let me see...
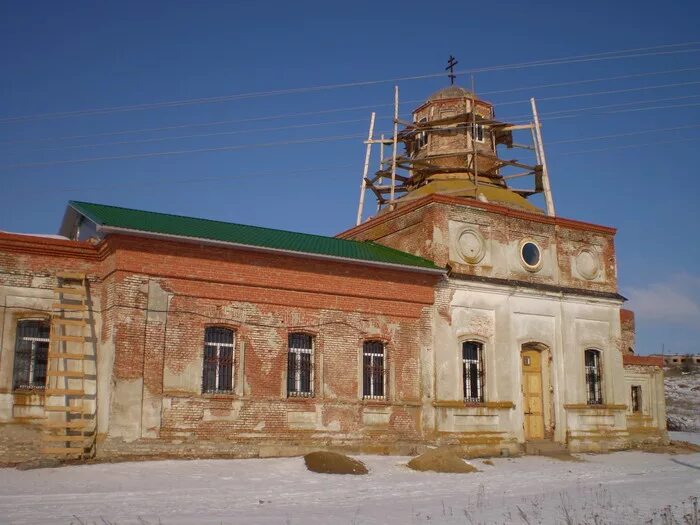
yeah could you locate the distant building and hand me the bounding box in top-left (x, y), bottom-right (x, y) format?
top-left (0, 84), bottom-right (667, 464)
top-left (651, 354), bottom-right (700, 367)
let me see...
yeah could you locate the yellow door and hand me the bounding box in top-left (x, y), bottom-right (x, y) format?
top-left (522, 349), bottom-right (545, 440)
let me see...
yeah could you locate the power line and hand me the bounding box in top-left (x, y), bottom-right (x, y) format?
top-left (0, 133), bottom-right (366, 171)
top-left (46, 117), bottom-right (379, 151)
top-left (4, 65), bottom-right (700, 147)
top-left (1, 42), bottom-right (699, 124)
top-left (554, 136), bottom-right (700, 155)
top-left (481, 66), bottom-right (700, 96)
top-left (499, 94), bottom-right (700, 123)
top-left (1, 164), bottom-right (355, 196)
top-left (548, 123), bottom-right (700, 145)
top-left (495, 80), bottom-right (700, 107)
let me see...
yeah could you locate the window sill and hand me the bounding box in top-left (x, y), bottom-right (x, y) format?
top-left (287, 394), bottom-right (315, 401)
top-left (201, 392), bottom-right (237, 399)
top-left (432, 400), bottom-right (514, 409)
top-left (361, 398), bottom-right (389, 406)
top-left (564, 403), bottom-right (626, 410)
top-left (12, 387), bottom-right (46, 395)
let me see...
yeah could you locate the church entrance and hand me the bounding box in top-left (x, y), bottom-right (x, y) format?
top-left (521, 347), bottom-right (545, 440)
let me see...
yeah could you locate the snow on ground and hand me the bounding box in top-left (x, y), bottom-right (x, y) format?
top-left (665, 367), bottom-right (700, 431)
top-left (0, 447), bottom-right (698, 525)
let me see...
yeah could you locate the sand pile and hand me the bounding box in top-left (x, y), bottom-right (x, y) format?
top-left (303, 451), bottom-right (368, 475)
top-left (407, 446), bottom-right (478, 473)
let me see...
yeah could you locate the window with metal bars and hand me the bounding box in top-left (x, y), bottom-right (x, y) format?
top-left (462, 341), bottom-right (484, 403)
top-left (12, 319), bottom-right (50, 390)
top-left (362, 341), bottom-right (386, 399)
top-left (631, 385), bottom-right (642, 413)
top-left (202, 327), bottom-right (235, 394)
top-left (287, 333), bottom-right (313, 397)
top-left (585, 349), bottom-right (603, 405)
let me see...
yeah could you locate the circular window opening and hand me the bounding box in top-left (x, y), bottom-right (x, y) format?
top-left (521, 242), bottom-right (541, 269)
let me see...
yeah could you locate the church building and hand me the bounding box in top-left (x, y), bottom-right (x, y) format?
top-left (0, 84), bottom-right (667, 463)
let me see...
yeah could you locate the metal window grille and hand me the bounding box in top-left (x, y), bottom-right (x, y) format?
top-left (287, 333), bottom-right (313, 397)
top-left (631, 385), bottom-right (642, 413)
top-left (12, 320), bottom-right (50, 390)
top-left (363, 341), bottom-right (386, 399)
top-left (462, 341), bottom-right (484, 403)
top-left (585, 349), bottom-right (603, 405)
top-left (472, 123), bottom-right (485, 142)
top-left (202, 327), bottom-right (235, 393)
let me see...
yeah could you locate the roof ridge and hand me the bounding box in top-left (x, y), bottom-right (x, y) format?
top-left (68, 200), bottom-right (441, 268)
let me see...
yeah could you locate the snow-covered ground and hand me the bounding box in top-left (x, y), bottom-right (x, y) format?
top-left (665, 368), bottom-right (700, 431)
top-left (0, 443), bottom-right (698, 525)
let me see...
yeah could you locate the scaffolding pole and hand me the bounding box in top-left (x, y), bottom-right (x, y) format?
top-left (356, 112), bottom-right (376, 225)
top-left (390, 85), bottom-right (399, 208)
top-left (530, 97), bottom-right (555, 217)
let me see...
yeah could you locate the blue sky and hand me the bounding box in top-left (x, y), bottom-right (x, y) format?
top-left (1, 0), bottom-right (699, 355)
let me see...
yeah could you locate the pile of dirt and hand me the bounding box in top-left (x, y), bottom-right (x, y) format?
top-left (303, 451), bottom-right (368, 475)
top-left (407, 446), bottom-right (478, 473)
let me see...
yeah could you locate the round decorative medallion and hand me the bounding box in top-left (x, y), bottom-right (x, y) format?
top-left (458, 229), bottom-right (485, 264)
top-left (520, 240), bottom-right (542, 271)
top-left (576, 249), bottom-right (600, 280)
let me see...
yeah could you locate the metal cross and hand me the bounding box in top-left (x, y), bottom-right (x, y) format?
top-left (446, 55), bottom-right (459, 85)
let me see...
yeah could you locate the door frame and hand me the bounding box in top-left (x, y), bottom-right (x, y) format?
top-left (520, 342), bottom-right (554, 440)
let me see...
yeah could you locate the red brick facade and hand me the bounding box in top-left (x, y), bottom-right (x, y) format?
top-left (0, 231), bottom-right (439, 461)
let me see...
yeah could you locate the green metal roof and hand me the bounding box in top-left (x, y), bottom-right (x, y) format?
top-left (68, 201), bottom-right (442, 272)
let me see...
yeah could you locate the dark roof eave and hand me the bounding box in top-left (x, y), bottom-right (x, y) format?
top-left (98, 225), bottom-right (446, 275)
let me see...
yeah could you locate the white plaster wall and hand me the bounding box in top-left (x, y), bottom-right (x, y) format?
top-left (431, 279), bottom-right (628, 447)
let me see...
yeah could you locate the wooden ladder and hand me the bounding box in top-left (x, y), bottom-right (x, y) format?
top-left (41, 272), bottom-right (94, 459)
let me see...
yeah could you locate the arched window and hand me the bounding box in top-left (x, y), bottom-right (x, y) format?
top-left (288, 333), bottom-right (313, 397)
top-left (362, 341), bottom-right (385, 399)
top-left (202, 327), bottom-right (235, 393)
top-left (584, 349), bottom-right (603, 405)
top-left (462, 341), bottom-right (484, 403)
top-left (13, 319), bottom-right (50, 390)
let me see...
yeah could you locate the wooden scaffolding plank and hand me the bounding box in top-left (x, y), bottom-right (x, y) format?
top-left (47, 352), bottom-right (87, 360)
top-left (52, 334), bottom-right (86, 343)
top-left (44, 405), bottom-right (86, 413)
top-left (46, 370), bottom-right (87, 378)
top-left (52, 303), bottom-right (86, 311)
top-left (44, 388), bottom-right (85, 396)
top-left (56, 272), bottom-right (86, 280)
top-left (53, 287), bottom-right (87, 296)
top-left (40, 447), bottom-right (85, 455)
top-left (42, 435), bottom-right (89, 442)
top-left (44, 420), bottom-right (89, 429)
top-left (51, 318), bottom-right (87, 326)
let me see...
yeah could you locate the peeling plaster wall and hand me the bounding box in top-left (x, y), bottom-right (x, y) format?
top-left (95, 234), bottom-right (437, 459)
top-left (623, 364), bottom-right (667, 445)
top-left (0, 235), bottom-right (102, 463)
top-left (345, 197), bottom-right (656, 453)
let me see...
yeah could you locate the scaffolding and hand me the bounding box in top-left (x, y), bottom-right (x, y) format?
top-left (355, 84), bottom-right (555, 225)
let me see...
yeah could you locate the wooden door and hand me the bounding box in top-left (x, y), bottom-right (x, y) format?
top-left (522, 349), bottom-right (545, 440)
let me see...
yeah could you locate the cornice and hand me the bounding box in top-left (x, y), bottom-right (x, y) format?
top-left (337, 194), bottom-right (617, 239)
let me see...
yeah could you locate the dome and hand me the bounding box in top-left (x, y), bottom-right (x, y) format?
top-left (427, 85), bottom-right (477, 102)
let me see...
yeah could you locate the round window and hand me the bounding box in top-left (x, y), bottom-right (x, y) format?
top-left (520, 241), bottom-right (541, 270)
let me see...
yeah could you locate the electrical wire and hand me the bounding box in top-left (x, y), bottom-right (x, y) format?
top-left (4, 65), bottom-right (700, 147)
top-left (0, 134), bottom-right (366, 171)
top-left (1, 42), bottom-right (698, 124)
top-left (15, 164), bottom-right (355, 195)
top-left (46, 118), bottom-right (380, 151)
top-left (554, 136), bottom-right (700, 155)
